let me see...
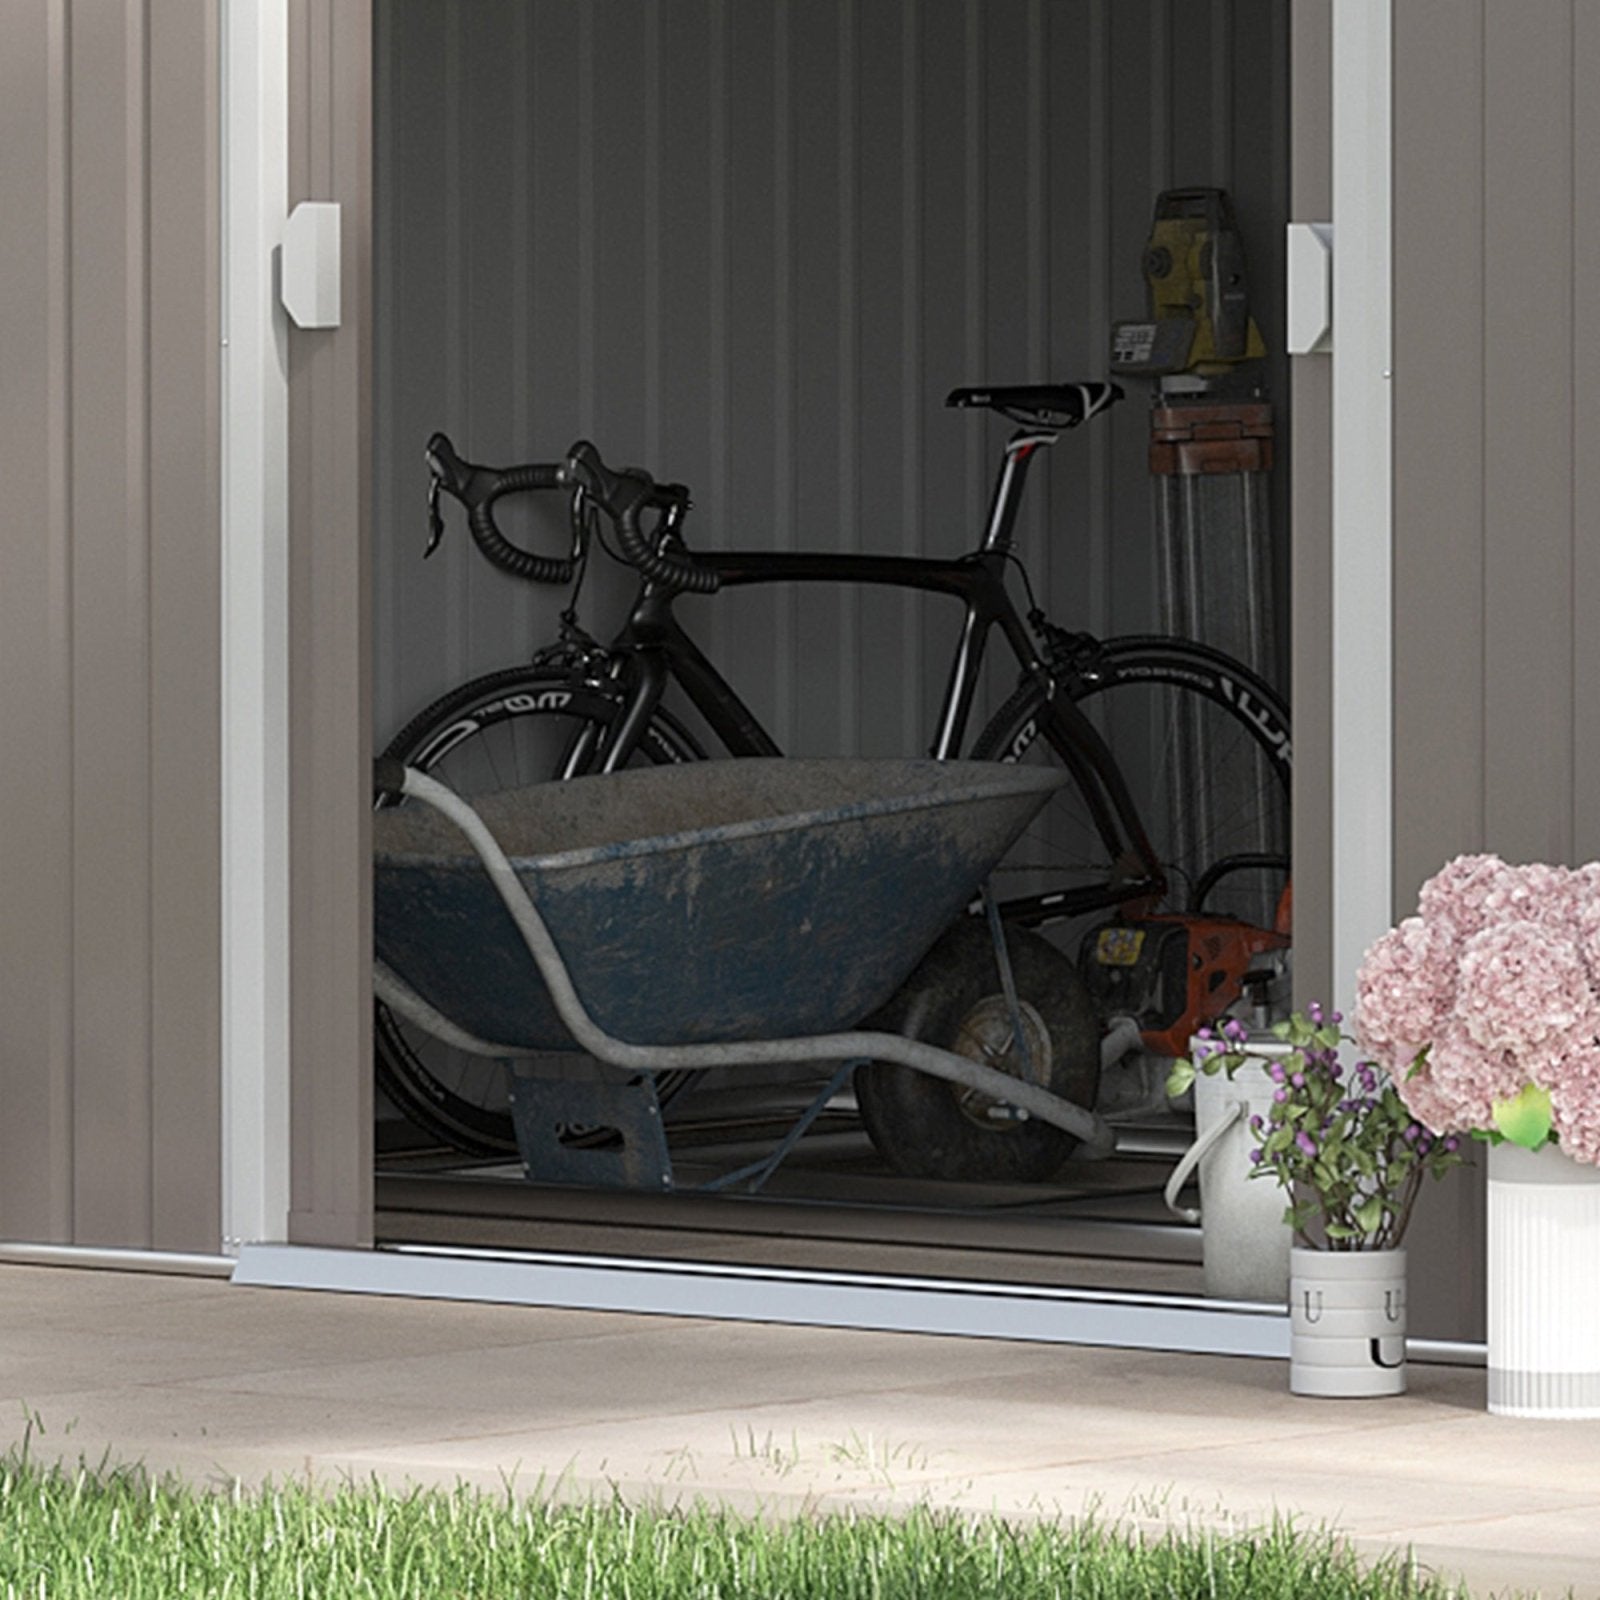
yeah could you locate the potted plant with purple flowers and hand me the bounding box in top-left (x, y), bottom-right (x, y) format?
top-left (1169, 1006), bottom-right (1464, 1397)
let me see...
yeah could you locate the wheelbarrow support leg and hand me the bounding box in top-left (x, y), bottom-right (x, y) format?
top-left (699, 1060), bottom-right (860, 1195)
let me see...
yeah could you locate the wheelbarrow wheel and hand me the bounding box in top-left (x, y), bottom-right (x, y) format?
top-left (375, 664), bottom-right (705, 1156)
top-left (853, 917), bottom-right (1101, 1183)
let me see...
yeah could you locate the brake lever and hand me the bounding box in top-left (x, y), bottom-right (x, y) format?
top-left (424, 473), bottom-right (445, 558)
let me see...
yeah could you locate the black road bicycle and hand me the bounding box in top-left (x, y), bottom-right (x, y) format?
top-left (377, 381), bottom-right (1292, 1173)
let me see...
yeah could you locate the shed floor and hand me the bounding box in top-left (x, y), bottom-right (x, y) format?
top-left (376, 1076), bottom-right (1212, 1297)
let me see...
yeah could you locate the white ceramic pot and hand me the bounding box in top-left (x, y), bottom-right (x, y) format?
top-left (1164, 1052), bottom-right (1290, 1302)
top-left (1487, 1141), bottom-right (1600, 1418)
top-left (1289, 1245), bottom-right (1406, 1397)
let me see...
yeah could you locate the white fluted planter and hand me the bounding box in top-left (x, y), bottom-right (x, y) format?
top-left (1289, 1246), bottom-right (1406, 1397)
top-left (1487, 1142), bottom-right (1600, 1418)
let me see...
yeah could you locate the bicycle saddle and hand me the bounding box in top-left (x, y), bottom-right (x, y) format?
top-left (946, 381), bottom-right (1122, 426)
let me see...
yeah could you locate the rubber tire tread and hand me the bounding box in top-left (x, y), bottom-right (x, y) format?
top-left (853, 919), bottom-right (1102, 1183)
top-left (971, 638), bottom-right (1290, 782)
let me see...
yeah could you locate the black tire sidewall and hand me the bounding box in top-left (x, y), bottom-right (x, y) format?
top-left (854, 919), bottom-right (1102, 1183)
top-left (973, 641), bottom-right (1291, 793)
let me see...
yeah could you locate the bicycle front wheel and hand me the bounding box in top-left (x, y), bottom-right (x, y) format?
top-left (376, 665), bottom-right (704, 1156)
top-left (970, 637), bottom-right (1291, 936)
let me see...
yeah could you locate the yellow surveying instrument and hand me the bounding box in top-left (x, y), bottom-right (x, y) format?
top-left (1110, 187), bottom-right (1266, 378)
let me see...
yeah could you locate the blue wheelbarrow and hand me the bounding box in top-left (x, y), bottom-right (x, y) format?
top-left (372, 757), bottom-right (1113, 1192)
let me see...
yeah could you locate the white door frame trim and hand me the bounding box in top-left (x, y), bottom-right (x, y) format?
top-left (219, 0), bottom-right (292, 1253)
top-left (236, 1242), bottom-right (1297, 1358)
top-left (1330, 0), bottom-right (1393, 1009)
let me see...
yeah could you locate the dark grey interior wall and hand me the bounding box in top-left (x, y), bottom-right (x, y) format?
top-left (373, 0), bottom-right (1290, 756)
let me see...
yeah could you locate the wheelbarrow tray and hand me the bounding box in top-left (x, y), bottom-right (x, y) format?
top-left (373, 757), bottom-right (1066, 1052)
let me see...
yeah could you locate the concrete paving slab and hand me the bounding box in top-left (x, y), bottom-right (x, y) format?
top-left (32, 1277), bottom-right (671, 1354)
top-left (2, 1263), bottom-right (1597, 1599)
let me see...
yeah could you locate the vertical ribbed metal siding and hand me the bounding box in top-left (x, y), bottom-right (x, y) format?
top-left (1394, 2), bottom-right (1600, 890)
top-left (0, 0), bottom-right (222, 1252)
top-left (287, 0), bottom-right (375, 1249)
top-left (373, 0), bottom-right (1290, 754)
top-left (1390, 0), bottom-right (1600, 1347)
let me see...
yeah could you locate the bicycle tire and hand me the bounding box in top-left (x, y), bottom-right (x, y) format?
top-left (376, 664), bottom-right (704, 1156)
top-left (970, 635), bottom-right (1292, 934)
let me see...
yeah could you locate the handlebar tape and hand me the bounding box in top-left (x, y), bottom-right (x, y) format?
top-left (565, 440), bottom-right (719, 594)
top-left (425, 432), bottom-right (573, 583)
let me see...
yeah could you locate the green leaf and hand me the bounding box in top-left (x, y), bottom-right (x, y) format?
top-left (1325, 1223), bottom-right (1356, 1239)
top-left (1491, 1083), bottom-right (1553, 1150)
top-left (1405, 1045), bottom-right (1431, 1082)
top-left (1354, 1195), bottom-right (1384, 1234)
top-left (1165, 1060), bottom-right (1196, 1098)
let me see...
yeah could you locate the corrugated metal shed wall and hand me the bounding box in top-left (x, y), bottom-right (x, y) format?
top-left (287, 0), bottom-right (375, 1248)
top-left (373, 0), bottom-right (1290, 757)
top-left (1391, 0), bottom-right (1600, 1343)
top-left (0, 1), bottom-right (222, 1252)
top-left (1394, 0), bottom-right (1600, 886)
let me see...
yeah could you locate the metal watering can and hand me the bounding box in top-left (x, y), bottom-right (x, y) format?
top-left (1164, 1036), bottom-right (1292, 1303)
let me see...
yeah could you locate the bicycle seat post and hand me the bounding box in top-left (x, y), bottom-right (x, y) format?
top-left (979, 429), bottom-right (1058, 555)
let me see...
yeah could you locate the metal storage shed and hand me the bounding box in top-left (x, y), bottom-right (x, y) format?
top-left (2, 0), bottom-right (1586, 1355)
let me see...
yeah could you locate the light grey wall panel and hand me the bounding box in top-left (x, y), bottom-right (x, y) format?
top-left (1388, 3), bottom-right (1600, 889)
top-left (373, 0), bottom-right (1291, 759)
top-left (288, 0), bottom-right (374, 1249)
top-left (1394, 2), bottom-right (1599, 891)
top-left (0, 0), bottom-right (222, 1253)
top-left (1391, 0), bottom-right (1600, 1343)
top-left (0, 0), bottom-right (76, 1245)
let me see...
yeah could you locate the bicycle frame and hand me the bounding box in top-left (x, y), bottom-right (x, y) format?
top-left (564, 431), bottom-right (1169, 927)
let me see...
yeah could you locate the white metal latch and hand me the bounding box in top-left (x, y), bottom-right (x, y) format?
top-left (280, 201), bottom-right (342, 329)
top-left (1286, 222), bottom-right (1332, 354)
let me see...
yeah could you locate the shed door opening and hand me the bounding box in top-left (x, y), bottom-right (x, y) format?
top-left (369, 0), bottom-right (1293, 1305)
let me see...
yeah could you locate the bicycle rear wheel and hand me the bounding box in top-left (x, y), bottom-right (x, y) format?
top-left (376, 665), bottom-right (704, 1156)
top-left (970, 636), bottom-right (1291, 936)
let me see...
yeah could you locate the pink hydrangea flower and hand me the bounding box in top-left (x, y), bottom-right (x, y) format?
top-left (1570, 864), bottom-right (1600, 983)
top-left (1550, 1042), bottom-right (1600, 1166)
top-left (1354, 916), bottom-right (1455, 1060)
top-left (1423, 1019), bottom-right (1524, 1132)
top-left (1454, 921), bottom-right (1596, 1054)
top-left (1416, 853), bottom-right (1515, 942)
top-left (1390, 1046), bottom-right (1472, 1134)
top-left (1353, 853), bottom-right (1600, 1164)
top-left (1481, 862), bottom-right (1577, 936)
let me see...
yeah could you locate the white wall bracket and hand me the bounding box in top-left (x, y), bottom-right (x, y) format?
top-left (1287, 222), bottom-right (1333, 354)
top-left (280, 201), bottom-right (341, 328)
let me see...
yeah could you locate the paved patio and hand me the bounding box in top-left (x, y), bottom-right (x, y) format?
top-left (1, 1261), bottom-right (1596, 1599)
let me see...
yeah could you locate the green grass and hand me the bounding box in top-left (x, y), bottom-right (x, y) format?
top-left (0, 1443), bottom-right (1530, 1600)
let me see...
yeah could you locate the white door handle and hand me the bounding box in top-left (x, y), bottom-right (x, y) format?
top-left (1286, 221), bottom-right (1332, 354)
top-left (281, 201), bottom-right (342, 329)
